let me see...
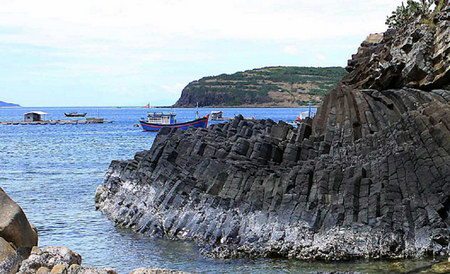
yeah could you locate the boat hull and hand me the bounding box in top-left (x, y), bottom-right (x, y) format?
top-left (64, 113), bottom-right (87, 117)
top-left (139, 116), bottom-right (208, 132)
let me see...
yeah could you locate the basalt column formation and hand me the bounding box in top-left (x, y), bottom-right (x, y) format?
top-left (96, 8), bottom-right (449, 260)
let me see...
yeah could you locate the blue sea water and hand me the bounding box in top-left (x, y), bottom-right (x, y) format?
top-left (0, 107), bottom-right (433, 273)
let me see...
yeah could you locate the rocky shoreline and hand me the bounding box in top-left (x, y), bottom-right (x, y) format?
top-left (0, 188), bottom-right (188, 274)
top-left (1, 5), bottom-right (449, 274)
top-left (1, 186), bottom-right (449, 273)
top-left (95, 6), bottom-right (449, 263)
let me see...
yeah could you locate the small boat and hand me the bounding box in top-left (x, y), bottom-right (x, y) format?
top-left (294, 111), bottom-right (310, 125)
top-left (86, 117), bottom-right (105, 123)
top-left (295, 103), bottom-right (315, 125)
top-left (210, 111), bottom-right (224, 121)
top-left (139, 112), bottom-right (209, 132)
top-left (64, 112), bottom-right (87, 117)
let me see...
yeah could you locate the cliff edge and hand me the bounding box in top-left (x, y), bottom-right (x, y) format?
top-left (95, 8), bottom-right (449, 260)
top-left (173, 67), bottom-right (346, 107)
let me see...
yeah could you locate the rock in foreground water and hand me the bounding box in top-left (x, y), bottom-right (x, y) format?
top-left (96, 7), bottom-right (449, 261)
top-left (0, 187), bottom-right (38, 252)
top-left (17, 246), bottom-right (120, 274)
top-left (18, 246), bottom-right (82, 273)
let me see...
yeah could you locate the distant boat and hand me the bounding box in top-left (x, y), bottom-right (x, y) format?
top-left (64, 112), bottom-right (87, 117)
top-left (86, 117), bottom-right (105, 123)
top-left (139, 112), bottom-right (209, 132)
top-left (143, 102), bottom-right (152, 108)
top-left (294, 111), bottom-right (310, 124)
top-left (294, 102), bottom-right (314, 125)
top-left (210, 111), bottom-right (224, 121)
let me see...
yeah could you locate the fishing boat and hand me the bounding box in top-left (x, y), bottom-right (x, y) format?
top-left (139, 112), bottom-right (209, 132)
top-left (64, 112), bottom-right (87, 117)
top-left (294, 111), bottom-right (310, 124)
top-left (294, 102), bottom-right (314, 125)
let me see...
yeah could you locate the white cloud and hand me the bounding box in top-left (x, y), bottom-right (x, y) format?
top-left (315, 53), bottom-right (326, 62)
top-left (0, 0), bottom-right (404, 106)
top-left (161, 83), bottom-right (186, 96)
top-left (0, 0), bottom-right (402, 51)
top-left (282, 45), bottom-right (301, 56)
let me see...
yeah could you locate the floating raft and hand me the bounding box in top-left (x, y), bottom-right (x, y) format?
top-left (0, 119), bottom-right (110, 125)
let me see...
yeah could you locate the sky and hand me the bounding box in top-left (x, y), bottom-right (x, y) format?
top-left (0, 0), bottom-right (403, 107)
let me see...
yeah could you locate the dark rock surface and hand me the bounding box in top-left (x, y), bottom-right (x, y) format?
top-left (96, 7), bottom-right (450, 260)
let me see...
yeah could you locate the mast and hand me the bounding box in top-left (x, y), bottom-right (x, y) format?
top-left (308, 101), bottom-right (312, 118)
top-left (196, 102), bottom-right (199, 119)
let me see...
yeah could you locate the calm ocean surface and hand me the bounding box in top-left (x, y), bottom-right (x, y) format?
top-left (0, 107), bottom-right (432, 273)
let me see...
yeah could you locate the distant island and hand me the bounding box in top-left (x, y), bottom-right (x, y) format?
top-left (174, 66), bottom-right (347, 107)
top-left (0, 100), bottom-right (20, 107)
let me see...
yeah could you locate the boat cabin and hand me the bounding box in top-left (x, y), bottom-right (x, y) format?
top-left (23, 111), bottom-right (48, 122)
top-left (146, 112), bottom-right (176, 125)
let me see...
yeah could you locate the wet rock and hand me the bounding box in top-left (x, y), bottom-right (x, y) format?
top-left (18, 246), bottom-right (118, 274)
top-left (0, 187), bottom-right (38, 252)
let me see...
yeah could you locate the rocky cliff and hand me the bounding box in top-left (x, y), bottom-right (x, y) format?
top-left (173, 67), bottom-right (346, 107)
top-left (96, 8), bottom-right (449, 260)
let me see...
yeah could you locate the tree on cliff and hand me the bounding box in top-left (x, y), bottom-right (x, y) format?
top-left (386, 0), bottom-right (448, 29)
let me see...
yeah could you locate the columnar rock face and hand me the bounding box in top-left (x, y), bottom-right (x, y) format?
top-left (96, 8), bottom-right (450, 260)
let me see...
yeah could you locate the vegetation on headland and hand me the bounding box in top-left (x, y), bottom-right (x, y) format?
top-left (386, 0), bottom-right (448, 29)
top-left (174, 66), bottom-right (347, 107)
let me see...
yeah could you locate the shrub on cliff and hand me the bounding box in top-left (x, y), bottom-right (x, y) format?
top-left (386, 0), bottom-right (448, 29)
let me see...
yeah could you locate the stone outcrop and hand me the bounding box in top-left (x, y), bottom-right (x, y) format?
top-left (18, 246), bottom-right (118, 274)
top-left (16, 245), bottom-right (188, 274)
top-left (0, 188), bottom-right (38, 273)
top-left (18, 246), bottom-right (82, 273)
top-left (96, 7), bottom-right (450, 260)
top-left (342, 9), bottom-right (449, 92)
